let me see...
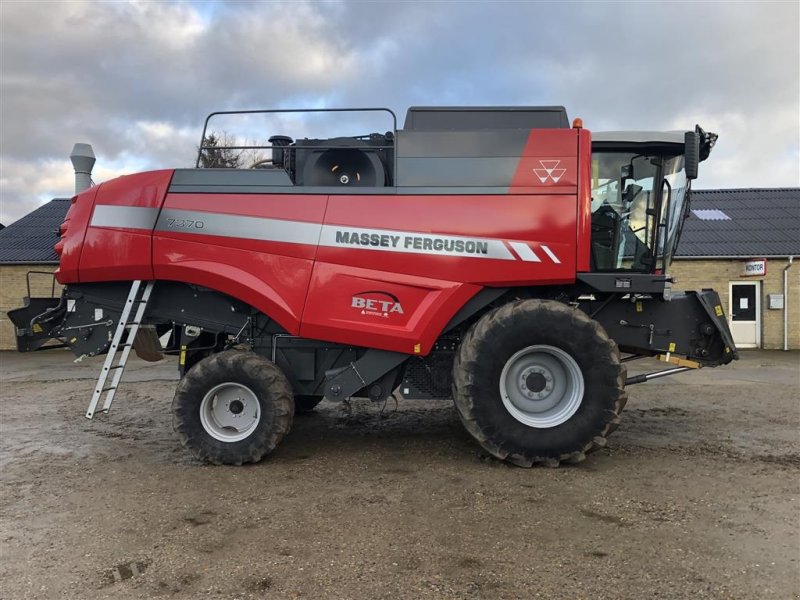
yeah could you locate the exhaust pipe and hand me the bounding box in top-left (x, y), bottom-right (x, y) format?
top-left (70, 143), bottom-right (95, 193)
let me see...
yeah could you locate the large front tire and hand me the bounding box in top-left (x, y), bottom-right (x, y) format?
top-left (172, 350), bottom-right (294, 465)
top-left (452, 299), bottom-right (627, 467)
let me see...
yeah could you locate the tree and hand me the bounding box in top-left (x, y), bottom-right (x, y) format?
top-left (197, 133), bottom-right (242, 169)
top-left (197, 132), bottom-right (270, 169)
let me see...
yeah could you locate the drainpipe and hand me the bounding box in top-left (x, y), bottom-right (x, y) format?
top-left (70, 143), bottom-right (95, 193)
top-left (785, 256), bottom-right (794, 351)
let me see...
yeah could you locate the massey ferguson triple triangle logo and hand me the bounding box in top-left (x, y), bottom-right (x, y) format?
top-left (533, 160), bottom-right (566, 184)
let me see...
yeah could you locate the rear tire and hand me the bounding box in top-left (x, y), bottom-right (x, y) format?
top-left (452, 299), bottom-right (626, 467)
top-left (172, 350), bottom-right (294, 465)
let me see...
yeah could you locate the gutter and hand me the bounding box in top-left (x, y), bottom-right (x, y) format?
top-left (674, 254), bottom-right (798, 260)
top-left (785, 257), bottom-right (794, 351)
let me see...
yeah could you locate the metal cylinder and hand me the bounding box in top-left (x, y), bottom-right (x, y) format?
top-left (70, 143), bottom-right (96, 193)
top-left (268, 135), bottom-right (293, 168)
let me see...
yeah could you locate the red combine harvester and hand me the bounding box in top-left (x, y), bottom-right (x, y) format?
top-left (10, 106), bottom-right (736, 466)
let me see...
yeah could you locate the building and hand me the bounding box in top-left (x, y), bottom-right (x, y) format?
top-left (0, 198), bottom-right (68, 350)
top-left (671, 188), bottom-right (799, 350)
top-left (0, 189), bottom-right (797, 351)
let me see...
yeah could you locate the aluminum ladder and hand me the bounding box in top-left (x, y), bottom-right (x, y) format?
top-left (86, 280), bottom-right (155, 419)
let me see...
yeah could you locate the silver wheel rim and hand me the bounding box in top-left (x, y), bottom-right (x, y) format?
top-left (499, 345), bottom-right (584, 428)
top-left (199, 382), bottom-right (261, 442)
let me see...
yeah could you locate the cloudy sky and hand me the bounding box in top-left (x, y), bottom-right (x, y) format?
top-left (1, 0), bottom-right (798, 224)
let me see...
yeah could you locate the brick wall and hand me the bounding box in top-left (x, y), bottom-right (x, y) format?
top-left (0, 265), bottom-right (62, 350)
top-left (671, 258), bottom-right (800, 350)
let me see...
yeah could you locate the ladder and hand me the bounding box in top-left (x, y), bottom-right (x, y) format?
top-left (86, 280), bottom-right (155, 419)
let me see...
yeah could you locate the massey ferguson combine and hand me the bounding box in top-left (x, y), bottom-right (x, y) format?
top-left (10, 106), bottom-right (736, 466)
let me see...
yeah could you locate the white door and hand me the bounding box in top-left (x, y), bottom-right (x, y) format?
top-left (729, 281), bottom-right (760, 348)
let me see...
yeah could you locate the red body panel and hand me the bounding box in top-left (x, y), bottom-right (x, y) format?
top-left (576, 128), bottom-right (593, 272)
top-left (61, 128), bottom-right (593, 354)
top-left (152, 237), bottom-right (314, 334)
top-left (78, 170), bottom-right (174, 282)
top-left (54, 187), bottom-right (97, 283)
top-left (300, 263), bottom-right (480, 354)
top-left (152, 194), bottom-right (327, 333)
top-left (510, 129), bottom-right (578, 193)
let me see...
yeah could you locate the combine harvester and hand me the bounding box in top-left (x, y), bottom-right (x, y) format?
top-left (10, 106), bottom-right (736, 466)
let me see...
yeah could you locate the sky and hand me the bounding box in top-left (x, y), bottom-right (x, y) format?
top-left (0, 0), bottom-right (798, 225)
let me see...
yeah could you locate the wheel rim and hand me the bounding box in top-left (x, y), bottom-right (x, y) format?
top-left (199, 382), bottom-right (261, 442)
top-left (499, 345), bottom-right (584, 428)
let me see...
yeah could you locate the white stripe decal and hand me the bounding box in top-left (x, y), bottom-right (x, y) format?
top-left (90, 205), bottom-right (563, 264)
top-left (509, 241), bottom-right (541, 262)
top-left (91, 205), bottom-right (160, 230)
top-left (156, 208), bottom-right (321, 245)
top-left (540, 244), bottom-right (561, 264)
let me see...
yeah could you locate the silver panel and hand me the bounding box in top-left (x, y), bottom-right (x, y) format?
top-left (155, 208), bottom-right (322, 245)
top-left (90, 205), bottom-right (548, 263)
top-left (593, 131), bottom-right (686, 146)
top-left (90, 205), bottom-right (160, 230)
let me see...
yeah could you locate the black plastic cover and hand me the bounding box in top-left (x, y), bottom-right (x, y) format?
top-left (403, 106), bottom-right (569, 130)
top-left (684, 131), bottom-right (700, 179)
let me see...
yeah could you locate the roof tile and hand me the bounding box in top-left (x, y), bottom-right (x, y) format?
top-left (675, 188), bottom-right (800, 257)
top-left (0, 198), bottom-right (69, 263)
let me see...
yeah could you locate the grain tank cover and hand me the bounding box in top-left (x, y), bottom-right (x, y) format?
top-left (403, 106), bottom-right (569, 130)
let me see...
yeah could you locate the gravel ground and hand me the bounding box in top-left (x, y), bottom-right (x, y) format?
top-left (0, 349), bottom-right (798, 599)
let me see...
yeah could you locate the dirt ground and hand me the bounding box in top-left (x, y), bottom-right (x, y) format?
top-left (0, 349), bottom-right (798, 600)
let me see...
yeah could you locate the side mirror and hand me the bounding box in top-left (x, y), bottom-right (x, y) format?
top-left (685, 131), bottom-right (700, 179)
top-left (623, 183), bottom-right (643, 206)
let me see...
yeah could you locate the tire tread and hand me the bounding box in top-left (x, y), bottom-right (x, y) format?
top-left (172, 350), bottom-right (294, 465)
top-left (452, 299), bottom-right (627, 467)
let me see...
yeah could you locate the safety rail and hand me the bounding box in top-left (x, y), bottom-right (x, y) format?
top-left (195, 107), bottom-right (399, 179)
top-left (25, 270), bottom-right (58, 298)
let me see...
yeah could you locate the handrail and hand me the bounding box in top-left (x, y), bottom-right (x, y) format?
top-left (26, 271), bottom-right (57, 298)
top-left (195, 107), bottom-right (398, 172)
